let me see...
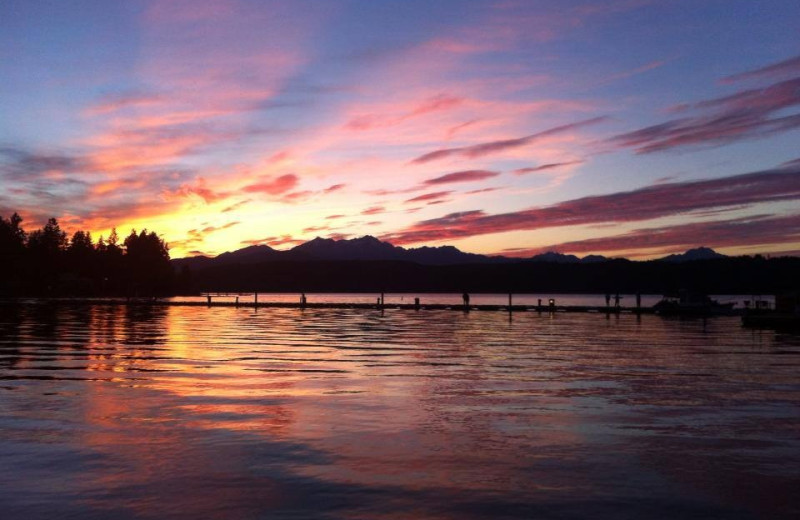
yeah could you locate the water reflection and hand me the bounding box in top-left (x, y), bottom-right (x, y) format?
top-left (0, 304), bottom-right (798, 519)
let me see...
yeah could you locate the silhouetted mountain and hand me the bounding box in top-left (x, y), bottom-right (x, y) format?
top-left (216, 244), bottom-right (281, 264)
top-left (527, 251), bottom-right (581, 263)
top-left (581, 254), bottom-right (609, 263)
top-left (173, 236), bottom-right (609, 270)
top-left (292, 236), bottom-right (401, 261)
top-left (173, 244), bottom-right (282, 272)
top-left (659, 247), bottom-right (727, 263)
top-left (164, 239), bottom-right (800, 295)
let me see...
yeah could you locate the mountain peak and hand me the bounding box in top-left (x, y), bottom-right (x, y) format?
top-left (529, 251), bottom-right (581, 263)
top-left (659, 246), bottom-right (727, 262)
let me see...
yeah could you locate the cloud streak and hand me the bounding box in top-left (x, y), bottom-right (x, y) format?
top-left (405, 191), bottom-right (452, 204)
top-left (524, 213), bottom-right (800, 256)
top-left (424, 170), bottom-right (499, 184)
top-left (411, 117), bottom-right (609, 164)
top-left (513, 161), bottom-right (584, 175)
top-left (721, 53), bottom-right (800, 84)
top-left (613, 57), bottom-right (800, 153)
top-left (383, 165), bottom-right (800, 245)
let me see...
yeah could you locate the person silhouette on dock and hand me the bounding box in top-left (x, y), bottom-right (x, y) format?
top-left (614, 293), bottom-right (621, 308)
top-left (605, 293), bottom-right (611, 307)
top-left (300, 293), bottom-right (307, 308)
top-left (462, 292), bottom-right (470, 309)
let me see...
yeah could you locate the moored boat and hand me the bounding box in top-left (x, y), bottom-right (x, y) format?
top-left (653, 290), bottom-right (737, 316)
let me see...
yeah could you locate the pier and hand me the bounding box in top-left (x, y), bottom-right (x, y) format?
top-left (0, 297), bottom-right (661, 314)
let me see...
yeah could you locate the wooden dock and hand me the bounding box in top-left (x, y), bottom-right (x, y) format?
top-left (1, 298), bottom-right (658, 314)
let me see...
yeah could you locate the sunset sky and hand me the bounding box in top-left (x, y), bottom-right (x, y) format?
top-left (1, 0), bottom-right (799, 259)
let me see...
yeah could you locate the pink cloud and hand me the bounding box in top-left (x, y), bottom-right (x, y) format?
top-left (361, 206), bottom-right (385, 215)
top-left (324, 183), bottom-right (346, 193)
top-left (221, 199), bottom-right (251, 212)
top-left (513, 160), bottom-right (584, 175)
top-left (405, 191), bottom-right (452, 204)
top-left (721, 53), bottom-right (800, 84)
top-left (242, 174), bottom-right (298, 195)
top-left (241, 235), bottom-right (304, 248)
top-left (612, 77), bottom-right (800, 153)
top-left (411, 117), bottom-right (609, 164)
top-left (345, 94), bottom-right (466, 131)
top-left (303, 225), bottom-right (329, 234)
top-left (424, 169), bottom-right (499, 185)
top-left (466, 187), bottom-right (500, 195)
top-left (326, 232), bottom-right (352, 241)
top-left (85, 91), bottom-right (164, 116)
top-left (383, 165), bottom-right (800, 245)
top-left (169, 178), bottom-right (231, 203)
top-left (524, 213), bottom-right (800, 257)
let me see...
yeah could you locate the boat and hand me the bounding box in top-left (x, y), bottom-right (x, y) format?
top-left (742, 293), bottom-right (800, 331)
top-left (653, 290), bottom-right (737, 316)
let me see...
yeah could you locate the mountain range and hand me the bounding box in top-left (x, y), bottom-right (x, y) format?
top-left (173, 235), bottom-right (727, 271)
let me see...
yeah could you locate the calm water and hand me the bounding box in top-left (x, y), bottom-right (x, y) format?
top-left (1, 303), bottom-right (798, 519)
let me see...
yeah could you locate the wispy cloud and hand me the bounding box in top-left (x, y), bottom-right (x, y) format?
top-left (612, 56), bottom-right (800, 153)
top-left (524, 213), bottom-right (800, 256)
top-left (513, 160), bottom-right (584, 175)
top-left (361, 206), bottom-right (385, 215)
top-left (383, 165), bottom-right (800, 245)
top-left (424, 170), bottom-right (499, 184)
top-left (721, 53), bottom-right (800, 84)
top-left (405, 191), bottom-right (452, 204)
top-left (242, 174), bottom-right (299, 195)
top-left (411, 117), bottom-right (609, 164)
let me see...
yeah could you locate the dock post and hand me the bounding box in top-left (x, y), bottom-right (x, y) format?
top-left (235, 296), bottom-right (239, 308)
top-left (636, 293), bottom-right (641, 313)
top-left (537, 298), bottom-right (542, 313)
top-left (414, 297), bottom-right (420, 310)
top-left (207, 294), bottom-right (211, 306)
top-left (380, 292), bottom-right (385, 307)
top-left (254, 292), bottom-right (258, 308)
top-left (508, 293), bottom-right (512, 313)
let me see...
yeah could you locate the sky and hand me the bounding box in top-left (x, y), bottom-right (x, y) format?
top-left (1, 0), bottom-right (799, 259)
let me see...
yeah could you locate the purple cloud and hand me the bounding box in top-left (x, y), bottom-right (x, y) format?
top-left (382, 165), bottom-right (800, 245)
top-left (513, 160), bottom-right (584, 175)
top-left (404, 191), bottom-right (452, 204)
top-left (525, 213), bottom-right (800, 256)
top-left (411, 117), bottom-right (609, 164)
top-left (424, 170), bottom-right (499, 184)
top-left (612, 75), bottom-right (800, 153)
top-left (721, 53), bottom-right (800, 84)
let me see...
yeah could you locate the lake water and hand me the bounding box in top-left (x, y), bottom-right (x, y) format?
top-left (1, 303), bottom-right (798, 519)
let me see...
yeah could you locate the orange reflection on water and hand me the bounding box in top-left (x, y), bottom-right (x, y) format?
top-left (0, 304), bottom-right (798, 518)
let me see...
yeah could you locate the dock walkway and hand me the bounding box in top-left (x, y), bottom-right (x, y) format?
top-left (0, 298), bottom-right (659, 314)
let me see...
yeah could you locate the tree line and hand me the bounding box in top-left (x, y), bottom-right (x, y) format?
top-left (0, 212), bottom-right (188, 296)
